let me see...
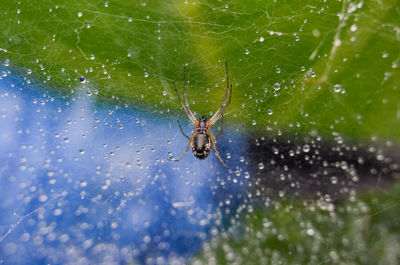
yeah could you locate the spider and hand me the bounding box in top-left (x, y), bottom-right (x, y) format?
top-left (170, 62), bottom-right (232, 168)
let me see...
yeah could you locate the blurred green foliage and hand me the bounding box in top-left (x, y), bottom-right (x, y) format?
top-left (192, 182), bottom-right (400, 264)
top-left (1, 0), bottom-right (399, 139)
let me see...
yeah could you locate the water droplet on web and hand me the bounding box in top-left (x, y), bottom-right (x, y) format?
top-left (90, 54), bottom-right (95, 60)
top-left (245, 49), bottom-right (250, 55)
top-left (330, 176), bottom-right (338, 184)
top-left (258, 162), bottom-right (264, 170)
top-left (80, 180), bottom-right (87, 187)
top-left (80, 76), bottom-right (86, 83)
top-left (39, 194), bottom-right (48, 202)
top-left (144, 72), bottom-right (149, 77)
top-left (350, 24), bottom-right (358, 32)
top-left (263, 219), bottom-right (271, 227)
top-left (268, 109), bottom-right (273, 115)
top-left (273, 147), bottom-right (279, 155)
top-left (333, 84), bottom-right (342, 93)
top-left (143, 235), bottom-right (151, 243)
top-left (259, 36), bottom-right (264, 42)
top-left (273, 83), bottom-right (280, 91)
top-left (111, 222), bottom-right (118, 229)
top-left (252, 120), bottom-right (257, 125)
top-left (382, 52), bottom-right (389, 58)
top-left (27, 69), bottom-right (32, 75)
top-left (77, 12), bottom-right (83, 18)
top-left (162, 91), bottom-right (167, 96)
top-left (302, 144), bottom-right (310, 152)
top-left (276, 68), bottom-right (281, 74)
top-left (79, 148), bottom-right (85, 155)
top-left (306, 228), bottom-right (315, 236)
top-left (104, 2), bottom-right (109, 7)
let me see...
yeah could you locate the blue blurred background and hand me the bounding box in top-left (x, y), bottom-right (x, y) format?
top-left (0, 67), bottom-right (247, 264)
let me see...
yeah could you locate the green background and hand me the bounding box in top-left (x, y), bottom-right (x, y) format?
top-left (1, 0), bottom-right (399, 139)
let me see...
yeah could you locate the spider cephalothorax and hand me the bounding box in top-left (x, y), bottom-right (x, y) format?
top-left (170, 63), bottom-right (232, 168)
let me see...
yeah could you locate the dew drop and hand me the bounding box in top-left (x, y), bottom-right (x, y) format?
top-left (258, 162), bottom-right (264, 170)
top-left (267, 109), bottom-right (273, 115)
top-left (273, 83), bottom-right (281, 91)
top-left (331, 176), bottom-right (338, 184)
top-left (252, 120), bottom-right (257, 126)
top-left (302, 144), bottom-right (310, 152)
top-left (80, 76), bottom-right (86, 83)
top-left (259, 36), bottom-right (264, 42)
top-left (39, 194), bottom-right (48, 202)
top-left (77, 12), bottom-right (83, 18)
top-left (333, 84), bottom-right (342, 93)
top-left (306, 228), bottom-right (315, 236)
top-left (162, 90), bottom-right (167, 96)
top-left (245, 49), bottom-right (250, 55)
top-left (54, 209), bottom-right (63, 216)
top-left (144, 72), bottom-right (149, 78)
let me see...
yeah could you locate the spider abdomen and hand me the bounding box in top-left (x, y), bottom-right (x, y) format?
top-left (191, 133), bottom-right (211, 160)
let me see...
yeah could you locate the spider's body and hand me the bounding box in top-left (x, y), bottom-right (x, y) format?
top-left (192, 117), bottom-right (211, 159)
top-left (171, 62), bottom-right (232, 168)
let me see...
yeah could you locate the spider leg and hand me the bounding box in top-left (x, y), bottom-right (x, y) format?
top-left (173, 81), bottom-right (197, 124)
top-left (209, 83), bottom-right (232, 126)
top-left (182, 66), bottom-right (197, 121)
top-left (208, 130), bottom-right (230, 169)
top-left (177, 120), bottom-right (190, 139)
top-left (170, 131), bottom-right (196, 162)
top-left (209, 62), bottom-right (232, 126)
top-left (215, 114), bottom-right (223, 141)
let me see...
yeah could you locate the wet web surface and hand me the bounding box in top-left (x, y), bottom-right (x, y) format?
top-left (0, 69), bottom-right (248, 264)
top-left (1, 0), bottom-right (400, 264)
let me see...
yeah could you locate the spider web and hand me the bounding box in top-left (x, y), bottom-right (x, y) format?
top-left (0, 0), bottom-right (400, 264)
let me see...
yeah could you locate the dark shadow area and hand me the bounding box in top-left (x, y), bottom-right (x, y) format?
top-left (246, 133), bottom-right (400, 201)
